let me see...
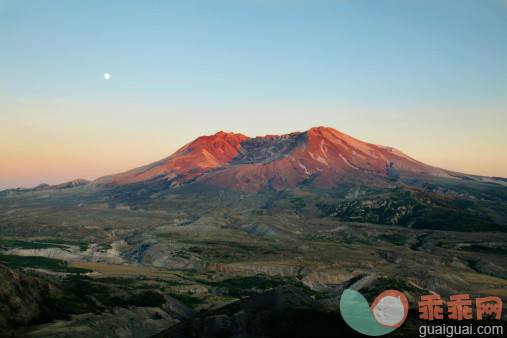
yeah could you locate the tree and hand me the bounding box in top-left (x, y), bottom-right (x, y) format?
top-left (291, 198), bottom-right (306, 220)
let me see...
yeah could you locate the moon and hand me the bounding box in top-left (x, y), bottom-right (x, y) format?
top-left (104, 73), bottom-right (111, 80)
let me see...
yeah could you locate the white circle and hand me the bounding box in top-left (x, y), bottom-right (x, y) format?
top-left (104, 73), bottom-right (111, 80)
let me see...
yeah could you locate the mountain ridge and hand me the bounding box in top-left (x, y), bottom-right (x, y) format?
top-left (2, 126), bottom-right (506, 194)
top-left (93, 126), bottom-right (477, 193)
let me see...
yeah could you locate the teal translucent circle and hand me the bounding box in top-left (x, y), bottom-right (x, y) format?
top-left (340, 289), bottom-right (398, 336)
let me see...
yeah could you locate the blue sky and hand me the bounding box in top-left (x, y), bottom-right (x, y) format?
top-left (1, 0), bottom-right (506, 189)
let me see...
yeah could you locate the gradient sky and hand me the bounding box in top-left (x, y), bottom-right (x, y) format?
top-left (1, 0), bottom-right (506, 190)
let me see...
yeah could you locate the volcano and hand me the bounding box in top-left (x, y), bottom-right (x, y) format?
top-left (3, 126), bottom-right (503, 232)
top-left (95, 126), bottom-right (478, 193)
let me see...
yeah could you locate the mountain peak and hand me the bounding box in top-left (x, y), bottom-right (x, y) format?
top-left (95, 126), bottom-right (468, 191)
top-left (307, 126), bottom-right (337, 133)
top-left (191, 131), bottom-right (248, 145)
top-left (213, 130), bottom-right (245, 138)
top-left (306, 126), bottom-right (349, 139)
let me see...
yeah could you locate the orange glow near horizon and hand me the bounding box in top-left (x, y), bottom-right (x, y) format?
top-left (3, 139), bottom-right (507, 190)
top-left (2, 120), bottom-right (507, 190)
top-left (1, 95), bottom-right (506, 190)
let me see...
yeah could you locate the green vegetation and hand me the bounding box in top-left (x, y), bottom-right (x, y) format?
top-left (316, 188), bottom-right (503, 232)
top-left (167, 292), bottom-right (205, 308)
top-left (158, 231), bottom-right (279, 262)
top-left (0, 254), bottom-right (92, 274)
top-left (36, 290), bottom-right (97, 323)
top-left (460, 244), bottom-right (507, 255)
top-left (208, 275), bottom-right (319, 298)
top-left (316, 190), bottom-right (415, 225)
top-left (410, 234), bottom-right (428, 251)
top-left (159, 233), bottom-right (260, 251)
top-left (291, 197), bottom-right (306, 220)
top-left (359, 277), bottom-right (428, 301)
top-left (187, 246), bottom-right (203, 254)
top-left (34, 277), bottom-right (128, 323)
top-left (93, 277), bottom-right (139, 289)
top-left (306, 233), bottom-right (370, 245)
top-left (378, 234), bottom-right (407, 246)
top-left (126, 291), bottom-right (166, 307)
top-left (48, 277), bottom-right (166, 313)
top-left (0, 238), bottom-right (89, 251)
top-left (306, 235), bottom-right (335, 243)
top-left (93, 277), bottom-right (174, 291)
top-left (0, 239), bottom-right (68, 250)
top-left (36, 238), bottom-right (89, 251)
top-left (411, 206), bottom-right (500, 232)
top-left (95, 276), bottom-right (137, 284)
top-left (213, 276), bottom-right (288, 297)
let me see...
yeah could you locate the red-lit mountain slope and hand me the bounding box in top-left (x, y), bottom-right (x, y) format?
top-left (94, 127), bottom-right (475, 192)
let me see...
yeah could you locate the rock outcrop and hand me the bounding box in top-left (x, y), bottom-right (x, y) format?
top-left (0, 264), bottom-right (58, 327)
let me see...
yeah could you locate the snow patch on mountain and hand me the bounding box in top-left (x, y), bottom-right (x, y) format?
top-left (339, 154), bottom-right (359, 170)
top-left (297, 161), bottom-right (311, 175)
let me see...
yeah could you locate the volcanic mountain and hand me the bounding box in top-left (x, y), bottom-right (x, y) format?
top-left (95, 126), bottom-right (479, 193)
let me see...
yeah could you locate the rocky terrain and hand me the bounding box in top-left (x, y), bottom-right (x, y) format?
top-left (0, 127), bottom-right (505, 337)
top-left (0, 264), bottom-right (57, 327)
